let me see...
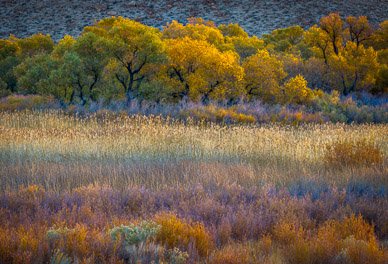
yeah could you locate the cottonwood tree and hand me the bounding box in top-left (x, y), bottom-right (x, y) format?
top-left (368, 21), bottom-right (388, 50)
top-left (85, 17), bottom-right (166, 104)
top-left (328, 41), bottom-right (378, 95)
top-left (50, 32), bottom-right (109, 105)
top-left (281, 75), bottom-right (320, 104)
top-left (14, 53), bottom-right (59, 96)
top-left (0, 34), bottom-right (54, 96)
top-left (263, 26), bottom-right (305, 53)
top-left (242, 49), bottom-right (286, 102)
top-left (162, 18), bottom-right (230, 52)
top-left (219, 23), bottom-right (264, 59)
top-left (319, 13), bottom-right (344, 56)
top-left (164, 37), bottom-right (244, 102)
top-left (13, 33), bottom-right (54, 58)
top-left (346, 16), bottom-right (374, 47)
top-left (307, 14), bottom-right (383, 95)
top-left (0, 39), bottom-right (20, 95)
top-left (305, 25), bottom-right (333, 64)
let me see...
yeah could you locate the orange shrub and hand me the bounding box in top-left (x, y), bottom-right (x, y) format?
top-left (0, 225), bottom-right (48, 263)
top-left (47, 224), bottom-right (90, 259)
top-left (179, 105), bottom-right (257, 124)
top-left (154, 213), bottom-right (214, 258)
top-left (273, 215), bottom-right (387, 264)
top-left (334, 214), bottom-right (376, 241)
top-left (337, 235), bottom-right (388, 264)
top-left (209, 243), bottom-right (250, 264)
top-left (324, 138), bottom-right (384, 168)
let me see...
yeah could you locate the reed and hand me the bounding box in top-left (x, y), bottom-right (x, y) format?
top-left (1, 111), bottom-right (387, 191)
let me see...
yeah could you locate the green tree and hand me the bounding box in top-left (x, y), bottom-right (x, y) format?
top-left (51, 32), bottom-right (110, 105)
top-left (13, 33), bottom-right (54, 57)
top-left (263, 26), bottom-right (305, 52)
top-left (85, 17), bottom-right (166, 104)
top-left (0, 39), bottom-right (20, 96)
top-left (14, 53), bottom-right (59, 95)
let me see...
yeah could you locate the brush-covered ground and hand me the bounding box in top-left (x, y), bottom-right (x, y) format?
top-left (0, 111), bottom-right (387, 263)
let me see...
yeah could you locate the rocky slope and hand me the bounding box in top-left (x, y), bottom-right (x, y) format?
top-left (1, 0), bottom-right (387, 42)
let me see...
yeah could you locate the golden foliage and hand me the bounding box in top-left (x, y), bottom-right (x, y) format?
top-left (154, 213), bottom-right (214, 257)
top-left (325, 138), bottom-right (384, 168)
top-left (243, 49), bottom-right (286, 102)
top-left (165, 37), bottom-right (244, 101)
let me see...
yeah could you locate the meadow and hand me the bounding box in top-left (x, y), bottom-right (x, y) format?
top-left (0, 110), bottom-right (387, 263)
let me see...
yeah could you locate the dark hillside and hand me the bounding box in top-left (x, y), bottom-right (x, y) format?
top-left (1, 0), bottom-right (387, 41)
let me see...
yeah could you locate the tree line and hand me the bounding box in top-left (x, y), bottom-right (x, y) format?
top-left (0, 14), bottom-right (387, 107)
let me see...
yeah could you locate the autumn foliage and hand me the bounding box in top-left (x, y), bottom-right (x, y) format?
top-left (1, 14), bottom-right (387, 108)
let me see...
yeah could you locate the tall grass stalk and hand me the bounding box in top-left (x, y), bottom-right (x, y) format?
top-left (0, 111), bottom-right (387, 191)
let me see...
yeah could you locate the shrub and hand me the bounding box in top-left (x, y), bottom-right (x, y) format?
top-left (46, 224), bottom-right (89, 259)
top-left (209, 243), bottom-right (250, 264)
top-left (110, 221), bottom-right (162, 262)
top-left (110, 221), bottom-right (160, 247)
top-left (179, 105), bottom-right (257, 124)
top-left (0, 94), bottom-right (58, 111)
top-left (164, 247), bottom-right (189, 264)
top-left (109, 221), bottom-right (189, 263)
top-left (50, 250), bottom-right (72, 264)
top-left (273, 215), bottom-right (387, 264)
top-left (324, 138), bottom-right (384, 168)
top-left (120, 242), bottom-right (164, 264)
top-left (337, 235), bottom-right (388, 264)
top-left (0, 225), bottom-right (47, 263)
top-left (154, 213), bottom-right (214, 258)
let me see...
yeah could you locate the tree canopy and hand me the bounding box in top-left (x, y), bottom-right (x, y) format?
top-left (1, 14), bottom-right (387, 106)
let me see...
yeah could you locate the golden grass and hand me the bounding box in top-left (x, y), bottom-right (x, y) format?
top-left (0, 111), bottom-right (387, 191)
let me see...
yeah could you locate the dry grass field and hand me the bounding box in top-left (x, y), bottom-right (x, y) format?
top-left (0, 111), bottom-right (387, 263)
top-left (1, 111), bottom-right (387, 191)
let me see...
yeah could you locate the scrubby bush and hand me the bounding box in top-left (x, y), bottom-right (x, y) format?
top-left (50, 250), bottom-right (72, 264)
top-left (154, 213), bottom-right (214, 258)
top-left (110, 221), bottom-right (161, 247)
top-left (324, 138), bottom-right (384, 168)
top-left (0, 94), bottom-right (59, 111)
top-left (179, 105), bottom-right (256, 124)
top-left (46, 224), bottom-right (90, 259)
top-left (272, 215), bottom-right (388, 264)
top-left (209, 243), bottom-right (250, 264)
top-left (109, 221), bottom-right (189, 263)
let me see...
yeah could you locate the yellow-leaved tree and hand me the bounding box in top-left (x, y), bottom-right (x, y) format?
top-left (306, 14), bottom-right (383, 95)
top-left (319, 13), bottom-right (345, 56)
top-left (242, 49), bottom-right (286, 102)
top-left (163, 37), bottom-right (244, 102)
top-left (304, 25), bottom-right (334, 64)
top-left (345, 16), bottom-right (374, 47)
top-left (328, 41), bottom-right (379, 95)
top-left (218, 23), bottom-right (265, 59)
top-left (281, 75), bottom-right (320, 104)
top-left (162, 18), bottom-right (227, 51)
top-left (12, 33), bottom-right (54, 58)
